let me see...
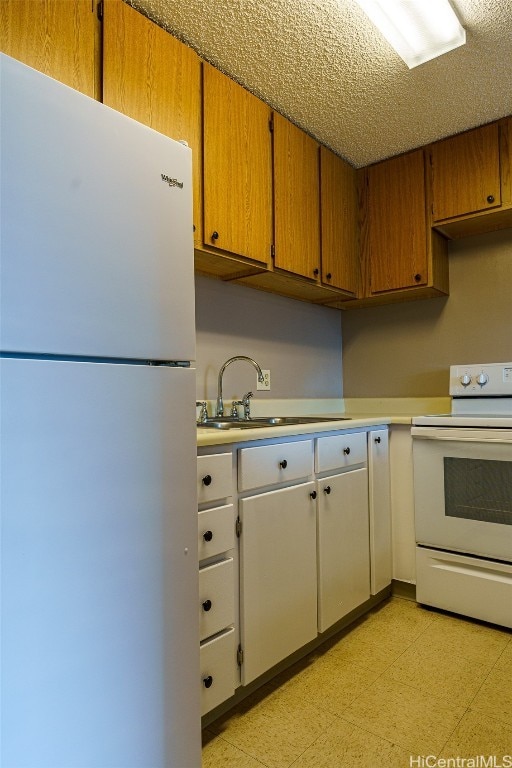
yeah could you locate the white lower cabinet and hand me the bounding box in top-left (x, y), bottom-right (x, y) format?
top-left (317, 468), bottom-right (370, 632)
top-left (239, 481), bottom-right (318, 685)
top-left (198, 427), bottom-right (392, 714)
top-left (368, 429), bottom-right (392, 594)
top-left (197, 449), bottom-right (237, 716)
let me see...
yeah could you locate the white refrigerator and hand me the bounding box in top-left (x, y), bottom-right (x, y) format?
top-left (0, 54), bottom-right (201, 767)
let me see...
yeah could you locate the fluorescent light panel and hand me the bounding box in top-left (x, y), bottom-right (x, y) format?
top-left (355, 0), bottom-right (466, 68)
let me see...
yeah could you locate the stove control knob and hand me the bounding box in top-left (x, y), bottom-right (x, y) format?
top-left (460, 373), bottom-right (472, 387)
top-left (476, 372), bottom-right (489, 387)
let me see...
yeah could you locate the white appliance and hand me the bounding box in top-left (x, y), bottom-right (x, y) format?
top-left (412, 362), bottom-right (512, 629)
top-left (0, 54), bottom-right (201, 767)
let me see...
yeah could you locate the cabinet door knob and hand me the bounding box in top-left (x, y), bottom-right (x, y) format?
top-left (211, 231), bottom-right (219, 241)
top-left (486, 195), bottom-right (495, 203)
top-left (203, 530), bottom-right (213, 542)
top-left (326, 272), bottom-right (332, 280)
top-left (202, 599), bottom-right (212, 612)
top-left (324, 485), bottom-right (331, 495)
top-left (374, 436), bottom-right (381, 444)
top-left (279, 459), bottom-right (288, 469)
top-left (343, 447), bottom-right (351, 455)
top-left (414, 273), bottom-right (422, 282)
top-left (202, 474), bottom-right (212, 486)
top-left (203, 675), bottom-right (213, 689)
top-left (310, 490), bottom-right (317, 500)
top-left (313, 268), bottom-right (319, 276)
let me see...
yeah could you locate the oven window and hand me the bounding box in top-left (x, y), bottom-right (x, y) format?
top-left (444, 457), bottom-right (512, 525)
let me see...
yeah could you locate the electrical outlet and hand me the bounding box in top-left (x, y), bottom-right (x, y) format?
top-left (257, 369), bottom-right (271, 391)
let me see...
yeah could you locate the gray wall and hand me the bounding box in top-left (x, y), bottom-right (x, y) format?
top-left (195, 275), bottom-right (343, 402)
top-left (342, 228), bottom-right (512, 397)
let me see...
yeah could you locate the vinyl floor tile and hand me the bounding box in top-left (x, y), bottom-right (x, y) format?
top-left (440, 708), bottom-right (512, 759)
top-left (470, 662), bottom-right (512, 726)
top-left (202, 730), bottom-right (267, 768)
top-left (384, 638), bottom-right (492, 707)
top-left (270, 653), bottom-right (382, 716)
top-left (341, 673), bottom-right (466, 754)
top-left (291, 716), bottom-right (411, 768)
top-left (209, 683), bottom-right (336, 768)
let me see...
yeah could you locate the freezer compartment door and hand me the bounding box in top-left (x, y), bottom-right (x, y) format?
top-left (0, 54), bottom-right (194, 361)
top-left (1, 359), bottom-right (200, 768)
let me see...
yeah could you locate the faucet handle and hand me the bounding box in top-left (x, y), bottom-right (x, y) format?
top-left (196, 401), bottom-right (209, 424)
top-left (230, 400), bottom-right (243, 418)
top-left (241, 391), bottom-right (254, 419)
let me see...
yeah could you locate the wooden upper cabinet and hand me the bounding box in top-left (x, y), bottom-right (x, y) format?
top-left (0, 0), bottom-right (100, 98)
top-left (363, 150), bottom-right (428, 294)
top-left (202, 64), bottom-right (272, 265)
top-left (320, 146), bottom-right (359, 296)
top-left (431, 123), bottom-right (501, 221)
top-left (102, 0), bottom-right (202, 244)
top-left (273, 113), bottom-right (321, 280)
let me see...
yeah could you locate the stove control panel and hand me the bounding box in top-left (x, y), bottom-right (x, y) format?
top-left (450, 362), bottom-right (512, 396)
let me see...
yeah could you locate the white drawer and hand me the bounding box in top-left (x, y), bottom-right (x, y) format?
top-left (197, 453), bottom-right (232, 505)
top-left (238, 439), bottom-right (313, 491)
top-left (198, 504), bottom-right (235, 562)
top-left (316, 431), bottom-right (367, 474)
top-left (199, 558), bottom-right (235, 642)
top-left (200, 627), bottom-right (237, 716)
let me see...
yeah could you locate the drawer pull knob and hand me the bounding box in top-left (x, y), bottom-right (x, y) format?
top-left (202, 474), bottom-right (212, 486)
top-left (203, 530), bottom-right (213, 542)
top-left (486, 195), bottom-right (495, 203)
top-left (203, 675), bottom-right (213, 689)
top-left (343, 447), bottom-right (351, 455)
top-left (202, 599), bottom-right (212, 612)
top-left (375, 436), bottom-right (381, 444)
top-left (310, 490), bottom-right (317, 500)
top-left (279, 459), bottom-right (288, 469)
top-left (211, 231), bottom-right (219, 241)
top-left (324, 485), bottom-right (331, 495)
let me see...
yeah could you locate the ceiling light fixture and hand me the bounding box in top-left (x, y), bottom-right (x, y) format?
top-left (355, 0), bottom-right (466, 68)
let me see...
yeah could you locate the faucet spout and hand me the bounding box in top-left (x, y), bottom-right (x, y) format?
top-left (216, 356), bottom-right (264, 417)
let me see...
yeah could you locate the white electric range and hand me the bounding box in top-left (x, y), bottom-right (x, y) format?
top-left (411, 362), bottom-right (512, 629)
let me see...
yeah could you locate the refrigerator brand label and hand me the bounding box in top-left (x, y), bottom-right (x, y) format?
top-left (161, 174), bottom-right (183, 189)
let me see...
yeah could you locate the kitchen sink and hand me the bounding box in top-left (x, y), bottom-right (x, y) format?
top-left (197, 416), bottom-right (351, 430)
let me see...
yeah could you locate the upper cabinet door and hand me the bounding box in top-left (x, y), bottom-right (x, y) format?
top-left (364, 150), bottom-right (428, 294)
top-left (320, 146), bottom-right (359, 296)
top-left (202, 64), bottom-right (272, 265)
top-left (273, 113), bottom-right (321, 280)
top-left (431, 123), bottom-right (501, 221)
top-left (102, 0), bottom-right (202, 245)
top-left (0, 0), bottom-right (99, 98)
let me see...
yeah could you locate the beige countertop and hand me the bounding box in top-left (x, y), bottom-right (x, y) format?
top-left (196, 397), bottom-right (451, 447)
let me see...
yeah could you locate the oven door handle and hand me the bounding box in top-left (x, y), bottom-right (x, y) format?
top-left (411, 427), bottom-right (512, 443)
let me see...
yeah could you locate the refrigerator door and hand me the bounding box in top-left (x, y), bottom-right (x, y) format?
top-left (0, 54), bottom-right (195, 362)
top-left (1, 359), bottom-right (200, 768)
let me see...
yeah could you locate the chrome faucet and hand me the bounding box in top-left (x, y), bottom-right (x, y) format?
top-left (216, 356), bottom-right (264, 417)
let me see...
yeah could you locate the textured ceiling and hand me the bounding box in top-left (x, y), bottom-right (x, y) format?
top-left (128, 0), bottom-right (512, 167)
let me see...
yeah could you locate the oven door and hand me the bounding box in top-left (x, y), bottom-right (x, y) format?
top-left (412, 427), bottom-right (512, 562)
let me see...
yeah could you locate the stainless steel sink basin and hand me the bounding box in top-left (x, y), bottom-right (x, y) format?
top-left (197, 416), bottom-right (351, 430)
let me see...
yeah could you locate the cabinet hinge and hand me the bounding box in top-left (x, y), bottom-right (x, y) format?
top-left (269, 115), bottom-right (274, 133)
top-left (237, 645), bottom-right (244, 666)
top-left (271, 243), bottom-right (275, 260)
top-left (235, 516), bottom-right (242, 538)
top-left (96, 0), bottom-right (103, 21)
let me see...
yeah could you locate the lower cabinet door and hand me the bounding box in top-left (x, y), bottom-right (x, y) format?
top-left (200, 627), bottom-right (237, 716)
top-left (317, 468), bottom-right (370, 632)
top-left (239, 482), bottom-right (317, 685)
